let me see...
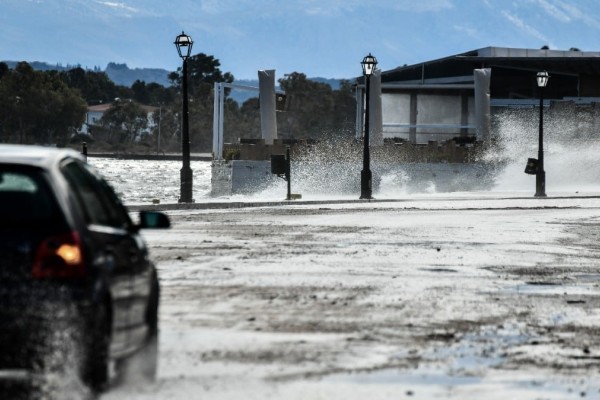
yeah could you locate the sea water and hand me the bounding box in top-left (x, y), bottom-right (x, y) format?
top-left (89, 107), bottom-right (600, 204)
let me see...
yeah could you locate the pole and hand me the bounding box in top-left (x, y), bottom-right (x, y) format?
top-left (157, 105), bottom-right (162, 155)
top-left (179, 58), bottom-right (193, 203)
top-left (535, 87), bottom-right (546, 197)
top-left (286, 147), bottom-right (291, 201)
top-left (212, 82), bottom-right (220, 159)
top-left (82, 142), bottom-right (88, 163)
top-left (360, 75), bottom-right (372, 199)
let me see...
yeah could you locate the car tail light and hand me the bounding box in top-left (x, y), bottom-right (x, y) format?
top-left (32, 231), bottom-right (86, 279)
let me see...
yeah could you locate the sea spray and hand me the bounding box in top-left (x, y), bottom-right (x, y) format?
top-left (488, 104), bottom-right (600, 193)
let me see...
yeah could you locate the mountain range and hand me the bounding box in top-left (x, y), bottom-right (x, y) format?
top-left (1, 60), bottom-right (342, 103)
top-left (2, 60), bottom-right (172, 87)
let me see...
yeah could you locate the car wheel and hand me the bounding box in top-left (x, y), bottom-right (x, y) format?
top-left (139, 272), bottom-right (159, 381)
top-left (115, 273), bottom-right (159, 383)
top-left (146, 271), bottom-right (160, 337)
top-left (81, 301), bottom-right (110, 393)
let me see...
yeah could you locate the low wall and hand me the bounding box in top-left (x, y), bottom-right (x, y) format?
top-left (211, 159), bottom-right (496, 197)
top-left (212, 160), bottom-right (275, 196)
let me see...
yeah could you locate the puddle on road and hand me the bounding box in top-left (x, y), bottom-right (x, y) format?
top-left (324, 324), bottom-right (515, 387)
top-left (326, 366), bottom-right (481, 386)
top-left (323, 366), bottom-right (596, 399)
top-left (323, 323), bottom-right (598, 398)
top-left (506, 282), bottom-right (599, 295)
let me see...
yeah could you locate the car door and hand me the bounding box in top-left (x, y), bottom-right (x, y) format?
top-left (93, 173), bottom-right (153, 349)
top-left (60, 160), bottom-right (140, 356)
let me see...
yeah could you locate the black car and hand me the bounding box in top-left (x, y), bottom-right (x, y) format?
top-left (0, 144), bottom-right (170, 397)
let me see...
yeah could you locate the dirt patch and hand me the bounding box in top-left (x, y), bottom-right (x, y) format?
top-left (137, 205), bottom-right (600, 398)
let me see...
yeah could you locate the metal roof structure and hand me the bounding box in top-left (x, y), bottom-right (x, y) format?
top-left (380, 47), bottom-right (600, 98)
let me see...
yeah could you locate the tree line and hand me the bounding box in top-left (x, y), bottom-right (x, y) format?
top-left (0, 54), bottom-right (357, 153)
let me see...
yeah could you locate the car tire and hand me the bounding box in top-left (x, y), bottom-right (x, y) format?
top-left (146, 271), bottom-right (160, 336)
top-left (139, 272), bottom-right (159, 381)
top-left (115, 272), bottom-right (159, 384)
top-left (81, 301), bottom-right (110, 394)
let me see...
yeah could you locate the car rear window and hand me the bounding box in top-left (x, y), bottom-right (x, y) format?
top-left (60, 161), bottom-right (132, 229)
top-left (0, 166), bottom-right (64, 228)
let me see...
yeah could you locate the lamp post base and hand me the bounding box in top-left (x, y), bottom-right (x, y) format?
top-left (179, 167), bottom-right (194, 203)
top-left (360, 169), bottom-right (373, 200)
top-left (535, 170), bottom-right (546, 197)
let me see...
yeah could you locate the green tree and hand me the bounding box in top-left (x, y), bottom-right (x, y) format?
top-left (99, 100), bottom-right (148, 144)
top-left (152, 106), bottom-right (181, 152)
top-left (332, 80), bottom-right (358, 135)
top-left (278, 72), bottom-right (355, 140)
top-left (0, 62), bottom-right (87, 145)
top-left (166, 53), bottom-right (235, 152)
top-left (60, 67), bottom-right (126, 104)
top-left (228, 97), bottom-right (260, 142)
top-left (168, 53), bottom-right (234, 96)
top-left (131, 80), bottom-right (176, 106)
top-left (37, 71), bottom-right (88, 144)
top-left (0, 62), bottom-right (8, 80)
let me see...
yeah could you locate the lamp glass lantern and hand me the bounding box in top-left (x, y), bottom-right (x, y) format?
top-left (174, 32), bottom-right (193, 60)
top-left (537, 71), bottom-right (549, 88)
top-left (361, 53), bottom-right (378, 76)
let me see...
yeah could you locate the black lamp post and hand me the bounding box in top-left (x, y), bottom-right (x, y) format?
top-left (360, 53), bottom-right (377, 200)
top-left (174, 31), bottom-right (194, 203)
top-left (535, 71), bottom-right (549, 197)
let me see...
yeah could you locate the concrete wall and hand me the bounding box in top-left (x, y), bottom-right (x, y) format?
top-left (381, 92), bottom-right (476, 143)
top-left (211, 157), bottom-right (496, 196)
top-left (211, 160), bottom-right (274, 196)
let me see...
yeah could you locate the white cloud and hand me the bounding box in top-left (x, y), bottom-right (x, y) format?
top-left (392, 0), bottom-right (453, 13)
top-left (181, 0), bottom-right (454, 18)
top-left (300, 0), bottom-right (354, 16)
top-left (94, 1), bottom-right (138, 14)
top-left (535, 0), bottom-right (571, 22)
top-left (199, 0), bottom-right (301, 14)
top-left (199, 0), bottom-right (235, 14)
top-left (453, 24), bottom-right (478, 38)
top-left (553, 1), bottom-right (600, 29)
top-left (299, 0), bottom-right (453, 16)
top-left (501, 10), bottom-right (551, 44)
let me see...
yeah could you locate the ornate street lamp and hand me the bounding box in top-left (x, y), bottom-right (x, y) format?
top-left (535, 71), bottom-right (549, 197)
top-left (174, 31), bottom-right (194, 203)
top-left (360, 53), bottom-right (377, 200)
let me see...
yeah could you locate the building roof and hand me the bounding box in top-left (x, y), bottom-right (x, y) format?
top-left (88, 103), bottom-right (112, 112)
top-left (381, 46), bottom-right (600, 84)
top-left (87, 102), bottom-right (159, 113)
top-left (375, 46), bottom-right (600, 99)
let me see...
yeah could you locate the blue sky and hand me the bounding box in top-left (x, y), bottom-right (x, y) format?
top-left (1, 0), bottom-right (600, 80)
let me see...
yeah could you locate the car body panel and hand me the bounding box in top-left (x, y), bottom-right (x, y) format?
top-left (0, 144), bottom-right (169, 388)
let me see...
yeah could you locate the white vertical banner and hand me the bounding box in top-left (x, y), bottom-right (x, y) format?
top-left (370, 69), bottom-right (384, 146)
top-left (259, 69), bottom-right (277, 144)
top-left (212, 82), bottom-right (221, 159)
top-left (474, 68), bottom-right (491, 143)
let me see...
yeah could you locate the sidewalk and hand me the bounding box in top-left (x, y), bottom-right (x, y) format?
top-left (108, 196), bottom-right (600, 400)
top-left (127, 192), bottom-right (600, 211)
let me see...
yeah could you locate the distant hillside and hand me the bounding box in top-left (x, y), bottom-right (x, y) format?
top-left (2, 60), bottom-right (171, 87)
top-left (105, 62), bottom-right (171, 87)
top-left (3, 60), bottom-right (75, 71)
top-left (1, 60), bottom-right (344, 102)
top-left (235, 77), bottom-right (342, 90)
top-left (228, 77), bottom-right (343, 104)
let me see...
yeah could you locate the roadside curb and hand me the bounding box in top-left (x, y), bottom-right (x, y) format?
top-left (127, 195), bottom-right (600, 212)
top-left (127, 198), bottom-right (389, 211)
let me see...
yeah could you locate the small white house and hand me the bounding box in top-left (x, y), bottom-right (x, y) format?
top-left (81, 101), bottom-right (158, 137)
